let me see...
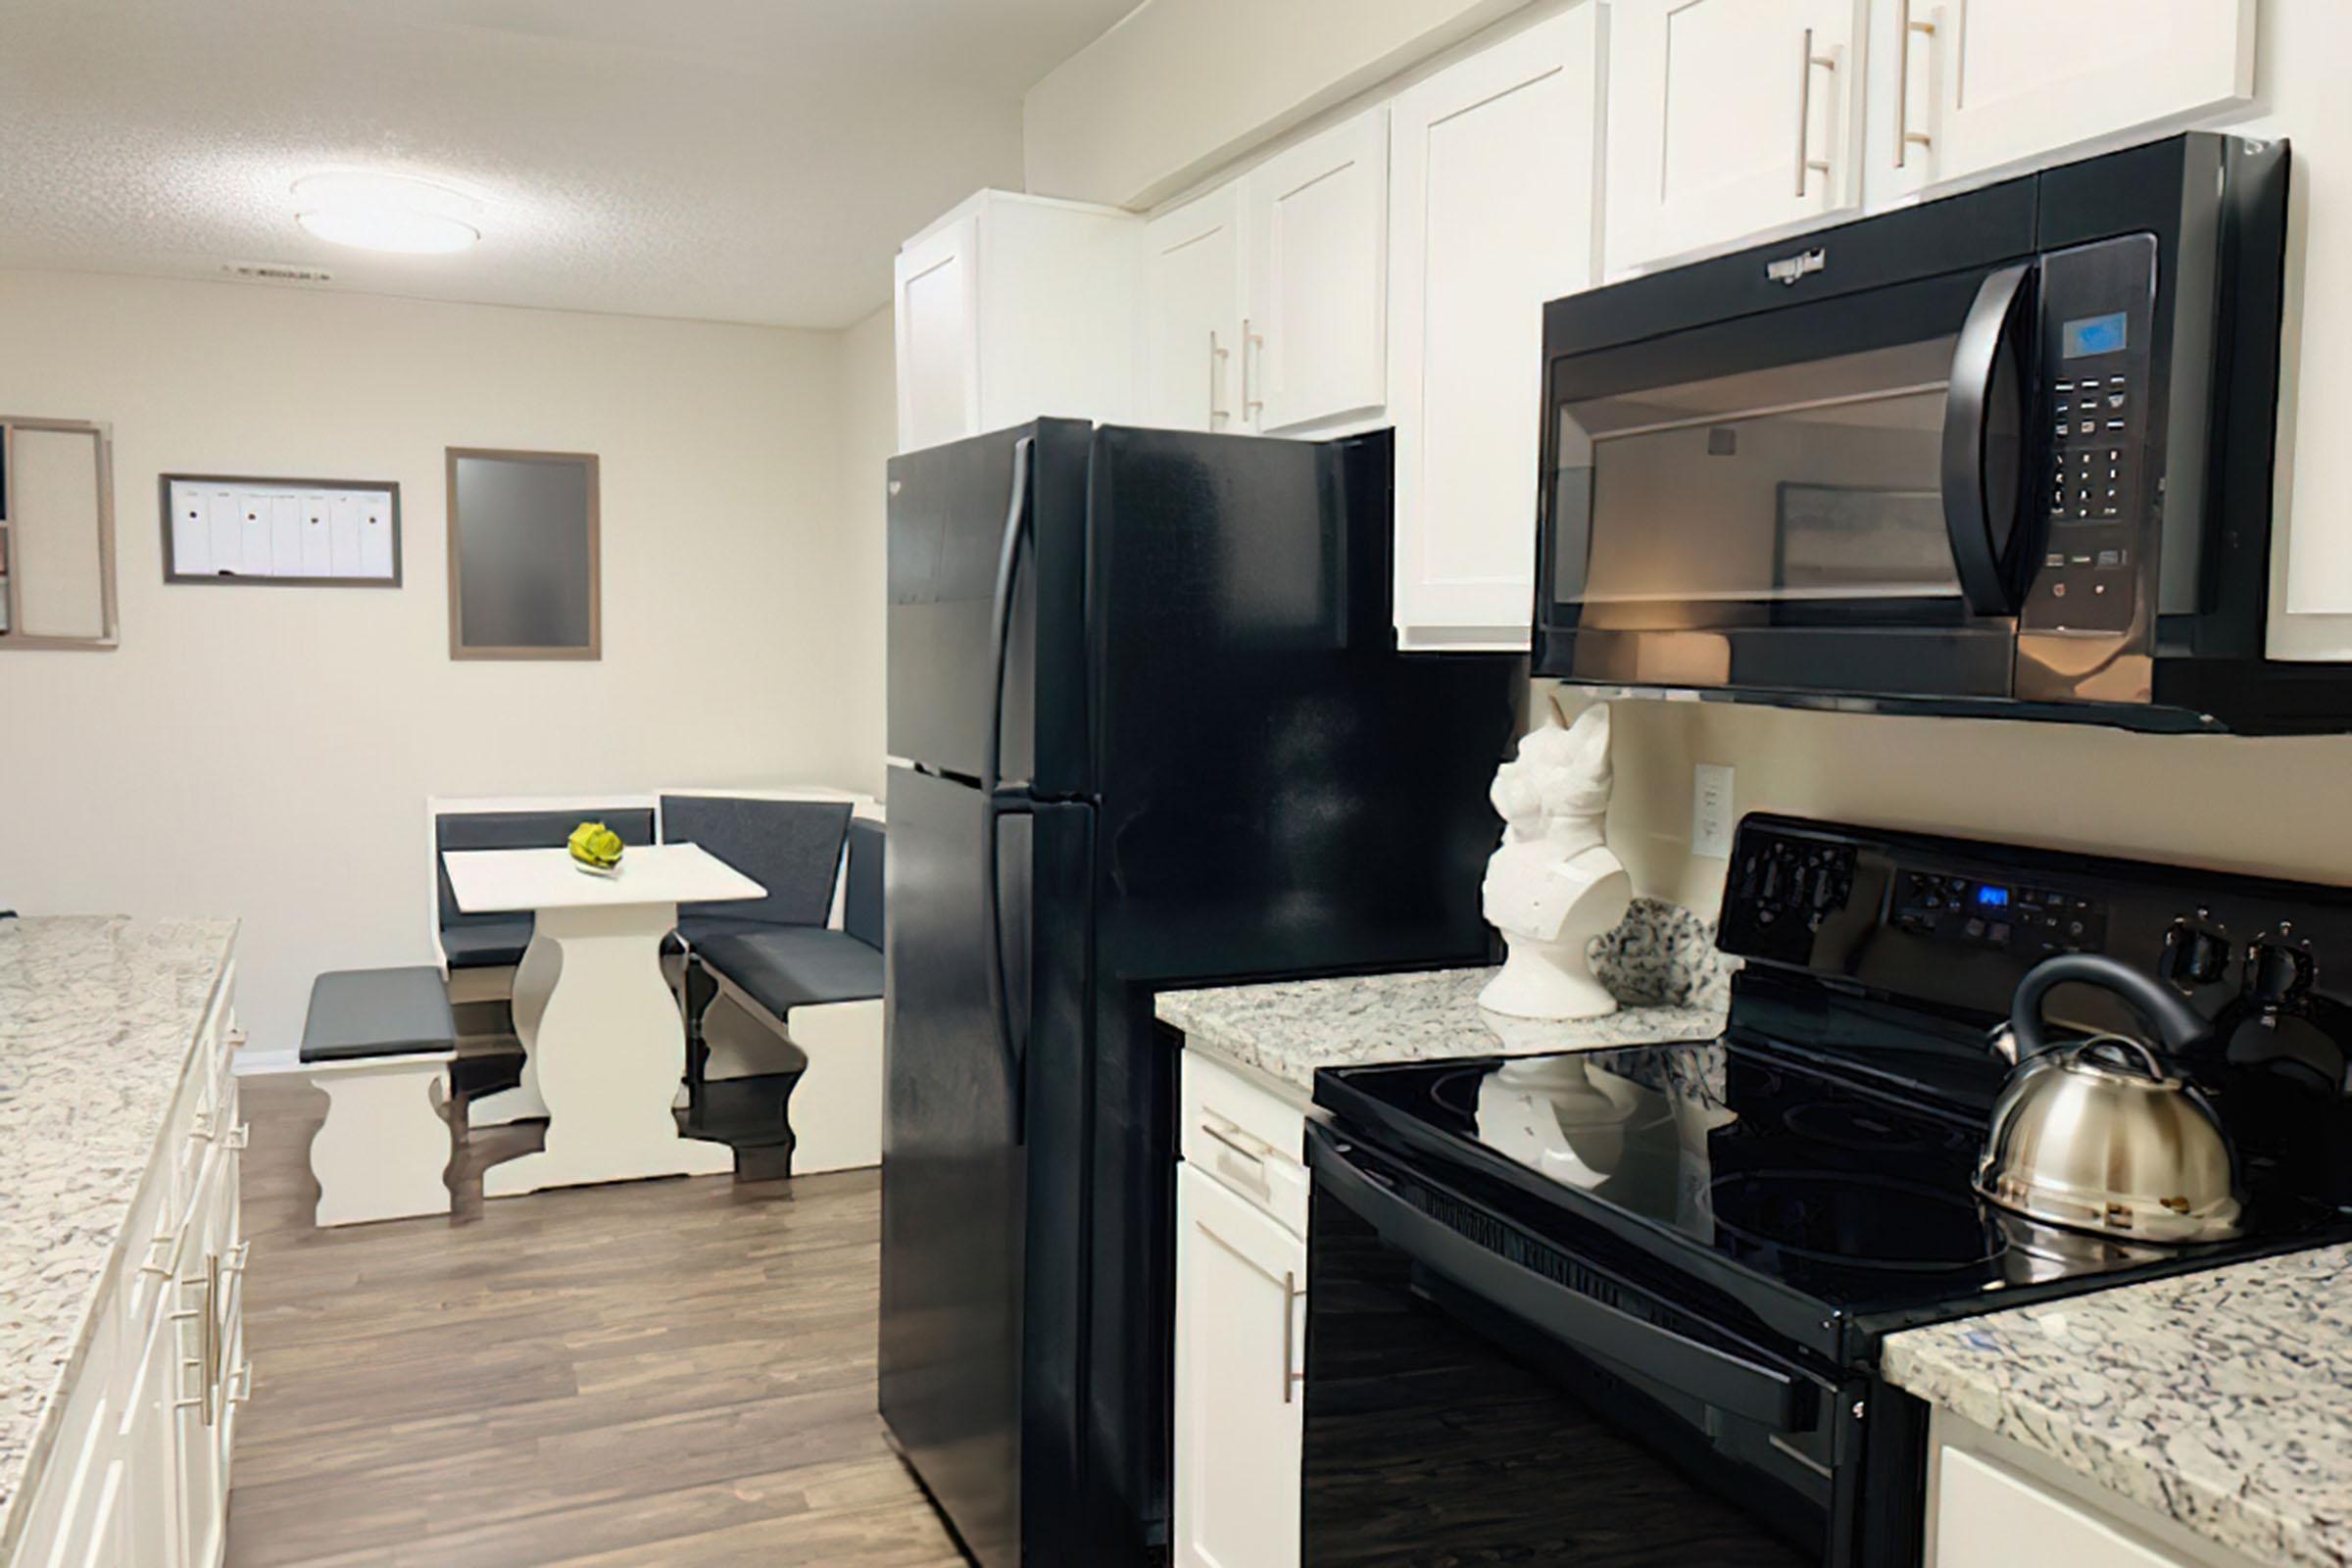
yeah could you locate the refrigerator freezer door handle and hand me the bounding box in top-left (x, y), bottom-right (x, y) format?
top-left (981, 435), bottom-right (1036, 1145)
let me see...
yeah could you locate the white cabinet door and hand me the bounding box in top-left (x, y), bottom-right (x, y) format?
top-left (1243, 107), bottom-right (1390, 433)
top-left (1917, 0), bottom-right (2256, 191)
top-left (895, 216), bottom-right (981, 453)
top-left (1607, 0), bottom-right (1868, 274)
top-left (1934, 1446), bottom-right (2188, 1568)
top-left (1173, 1162), bottom-right (1304, 1568)
top-left (1390, 5), bottom-right (1603, 651)
top-left (118, 1290), bottom-right (185, 1568)
top-left (1145, 187), bottom-right (1249, 433)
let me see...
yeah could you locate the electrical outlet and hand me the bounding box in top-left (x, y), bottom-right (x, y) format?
top-left (1691, 764), bottom-right (1734, 858)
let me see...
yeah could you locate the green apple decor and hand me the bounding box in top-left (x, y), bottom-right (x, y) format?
top-left (567, 820), bottom-right (626, 877)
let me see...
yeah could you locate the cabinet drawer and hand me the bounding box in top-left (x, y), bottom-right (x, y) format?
top-left (1935, 1446), bottom-right (2187, 1568)
top-left (1180, 1050), bottom-right (1309, 1239)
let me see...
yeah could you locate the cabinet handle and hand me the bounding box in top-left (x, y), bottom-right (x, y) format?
top-left (1794, 27), bottom-right (1838, 198)
top-left (135, 1228), bottom-right (176, 1279)
top-left (1208, 329), bottom-right (1231, 427)
top-left (1894, 0), bottom-right (1936, 169)
top-left (1240, 317), bottom-right (1264, 422)
top-left (1280, 1269), bottom-right (1304, 1404)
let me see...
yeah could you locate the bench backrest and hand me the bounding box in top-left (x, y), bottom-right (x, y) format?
top-left (434, 805), bottom-right (658, 933)
top-left (660, 794), bottom-right (852, 927)
top-left (844, 818), bottom-right (885, 952)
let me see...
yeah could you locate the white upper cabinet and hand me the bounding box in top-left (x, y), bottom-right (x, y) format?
top-left (1144, 185), bottom-right (1248, 433)
top-left (1890, 0), bottom-right (2257, 197)
top-left (1389, 4), bottom-right (1604, 651)
top-left (895, 217), bottom-right (981, 454)
top-left (1243, 106), bottom-right (1391, 433)
top-left (1607, 0), bottom-right (1870, 275)
top-left (893, 192), bottom-right (1143, 453)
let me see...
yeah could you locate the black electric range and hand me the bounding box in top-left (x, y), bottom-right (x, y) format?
top-left (1298, 816), bottom-right (2352, 1568)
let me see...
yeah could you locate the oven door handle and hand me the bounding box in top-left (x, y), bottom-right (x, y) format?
top-left (1306, 1126), bottom-right (1813, 1432)
top-left (1940, 262), bottom-right (2036, 617)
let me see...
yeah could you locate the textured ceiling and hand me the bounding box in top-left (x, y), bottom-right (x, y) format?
top-left (0, 0), bottom-right (1138, 328)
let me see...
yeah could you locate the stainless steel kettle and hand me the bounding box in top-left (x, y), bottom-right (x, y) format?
top-left (1977, 954), bottom-right (2242, 1244)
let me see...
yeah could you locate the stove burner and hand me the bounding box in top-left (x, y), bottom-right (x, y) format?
top-left (1710, 1171), bottom-right (2008, 1273)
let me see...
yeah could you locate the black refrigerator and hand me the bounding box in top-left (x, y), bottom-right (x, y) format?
top-left (880, 418), bottom-right (1522, 1566)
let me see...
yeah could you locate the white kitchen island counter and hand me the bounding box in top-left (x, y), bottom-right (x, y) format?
top-left (0, 914), bottom-right (241, 1560)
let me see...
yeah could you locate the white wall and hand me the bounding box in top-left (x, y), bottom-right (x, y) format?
top-left (0, 269), bottom-right (880, 1052)
top-left (1023, 0), bottom-right (1532, 208)
top-left (837, 302), bottom-right (898, 799)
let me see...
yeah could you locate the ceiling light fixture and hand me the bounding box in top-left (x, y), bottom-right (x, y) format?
top-left (291, 172), bottom-right (483, 255)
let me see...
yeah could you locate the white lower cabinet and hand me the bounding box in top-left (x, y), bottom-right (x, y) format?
top-left (1173, 1163), bottom-right (1304, 1568)
top-left (1388, 3), bottom-right (1604, 650)
top-left (1174, 1048), bottom-right (1311, 1568)
top-left (1927, 1414), bottom-right (2262, 1568)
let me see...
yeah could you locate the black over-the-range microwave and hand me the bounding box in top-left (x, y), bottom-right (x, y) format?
top-left (1535, 133), bottom-right (2352, 734)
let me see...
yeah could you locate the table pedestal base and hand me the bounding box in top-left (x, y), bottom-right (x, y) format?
top-left (485, 903), bottom-right (731, 1198)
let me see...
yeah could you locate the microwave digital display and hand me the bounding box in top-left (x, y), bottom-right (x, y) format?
top-left (2062, 312), bottom-right (2129, 359)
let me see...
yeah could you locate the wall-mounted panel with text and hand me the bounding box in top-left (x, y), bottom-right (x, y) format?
top-left (162, 474), bottom-right (401, 586)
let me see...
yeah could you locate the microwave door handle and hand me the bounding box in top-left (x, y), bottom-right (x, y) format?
top-left (1941, 263), bottom-right (2035, 616)
top-left (983, 434), bottom-right (1036, 1146)
top-left (1305, 1126), bottom-right (1812, 1432)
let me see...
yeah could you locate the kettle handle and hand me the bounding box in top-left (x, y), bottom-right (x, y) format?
top-left (2011, 953), bottom-right (2210, 1061)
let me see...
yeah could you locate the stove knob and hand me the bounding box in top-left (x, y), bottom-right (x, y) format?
top-left (2244, 940), bottom-right (2316, 1008)
top-left (2161, 922), bottom-right (2231, 987)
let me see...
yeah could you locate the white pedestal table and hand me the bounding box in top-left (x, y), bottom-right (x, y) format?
top-left (441, 843), bottom-right (765, 1196)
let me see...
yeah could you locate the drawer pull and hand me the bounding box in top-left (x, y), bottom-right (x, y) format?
top-left (1280, 1269), bottom-right (1304, 1404)
top-left (135, 1229), bottom-right (176, 1278)
top-left (1200, 1118), bottom-right (1267, 1166)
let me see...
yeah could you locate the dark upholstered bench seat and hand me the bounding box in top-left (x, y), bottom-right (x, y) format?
top-left (696, 926), bottom-right (882, 1018)
top-left (300, 966), bottom-right (459, 1062)
top-left (438, 917), bottom-right (536, 971)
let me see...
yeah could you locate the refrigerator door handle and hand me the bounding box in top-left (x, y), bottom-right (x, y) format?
top-left (982, 435), bottom-right (1036, 1145)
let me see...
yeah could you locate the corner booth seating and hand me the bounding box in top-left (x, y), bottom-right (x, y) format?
top-left (300, 786), bottom-right (885, 1229)
top-left (662, 789), bottom-right (885, 1180)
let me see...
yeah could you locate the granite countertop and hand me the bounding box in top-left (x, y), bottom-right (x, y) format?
top-left (1155, 899), bottom-right (1732, 1093)
top-left (1884, 1246), bottom-right (2352, 1568)
top-left (0, 915), bottom-right (238, 1542)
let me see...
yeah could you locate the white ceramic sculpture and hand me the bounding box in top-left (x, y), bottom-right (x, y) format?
top-left (1478, 701), bottom-right (1634, 1020)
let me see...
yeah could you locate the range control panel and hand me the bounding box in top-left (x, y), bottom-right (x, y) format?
top-left (1892, 871), bottom-right (2107, 958)
top-left (2024, 233), bottom-right (2160, 638)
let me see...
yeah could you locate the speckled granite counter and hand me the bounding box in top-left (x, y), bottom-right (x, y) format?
top-left (0, 915), bottom-right (237, 1543)
top-left (1884, 1245), bottom-right (2352, 1568)
top-left (1154, 899), bottom-right (1731, 1093)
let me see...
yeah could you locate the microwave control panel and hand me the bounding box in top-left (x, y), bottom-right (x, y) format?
top-left (2024, 233), bottom-right (2159, 638)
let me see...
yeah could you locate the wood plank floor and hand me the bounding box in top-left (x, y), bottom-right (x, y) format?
top-left (224, 1075), bottom-right (961, 1568)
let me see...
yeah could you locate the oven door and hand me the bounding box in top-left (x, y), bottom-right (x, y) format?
top-left (1302, 1124), bottom-right (1875, 1568)
top-left (1536, 259), bottom-right (2039, 706)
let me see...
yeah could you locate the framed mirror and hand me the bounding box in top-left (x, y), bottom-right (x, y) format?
top-left (0, 416), bottom-right (119, 652)
top-left (447, 448), bottom-right (601, 661)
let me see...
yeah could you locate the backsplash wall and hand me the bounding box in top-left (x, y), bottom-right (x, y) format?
top-left (1577, 689), bottom-right (2352, 917)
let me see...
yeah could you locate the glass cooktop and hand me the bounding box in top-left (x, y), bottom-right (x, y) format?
top-left (1314, 1035), bottom-right (2352, 1362)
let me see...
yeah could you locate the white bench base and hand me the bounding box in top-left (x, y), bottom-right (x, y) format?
top-left (307, 1053), bottom-right (456, 1227)
top-left (701, 979), bottom-right (882, 1175)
